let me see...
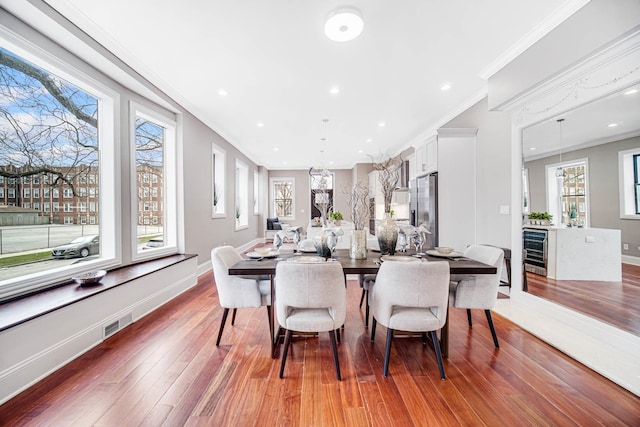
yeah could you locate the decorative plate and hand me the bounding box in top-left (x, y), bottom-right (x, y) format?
top-left (246, 251), bottom-right (279, 259)
top-left (287, 256), bottom-right (325, 263)
top-left (425, 249), bottom-right (464, 258)
top-left (380, 255), bottom-right (420, 262)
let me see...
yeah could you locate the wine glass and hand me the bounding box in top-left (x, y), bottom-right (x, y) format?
top-left (397, 229), bottom-right (408, 252)
top-left (412, 232), bottom-right (425, 255)
top-left (327, 231), bottom-right (338, 260)
top-left (273, 232), bottom-right (284, 254)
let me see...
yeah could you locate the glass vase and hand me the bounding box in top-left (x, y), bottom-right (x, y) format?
top-left (313, 229), bottom-right (332, 259)
top-left (376, 212), bottom-right (398, 255)
top-left (349, 229), bottom-right (367, 259)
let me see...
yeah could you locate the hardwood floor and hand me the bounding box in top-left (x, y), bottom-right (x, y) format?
top-left (526, 263), bottom-right (640, 337)
top-left (1, 271), bottom-right (639, 426)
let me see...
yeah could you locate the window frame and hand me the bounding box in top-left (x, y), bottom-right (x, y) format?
top-left (545, 158), bottom-right (590, 227)
top-left (0, 30), bottom-right (120, 302)
top-left (130, 100), bottom-right (178, 260)
top-left (235, 159), bottom-right (249, 230)
top-left (270, 177), bottom-right (295, 220)
top-left (618, 147), bottom-right (640, 219)
top-left (212, 143), bottom-right (226, 218)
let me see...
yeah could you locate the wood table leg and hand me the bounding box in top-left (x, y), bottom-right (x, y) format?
top-left (441, 308), bottom-right (449, 359)
top-left (270, 274), bottom-right (279, 358)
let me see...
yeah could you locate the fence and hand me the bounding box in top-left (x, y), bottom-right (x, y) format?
top-left (0, 225), bottom-right (162, 254)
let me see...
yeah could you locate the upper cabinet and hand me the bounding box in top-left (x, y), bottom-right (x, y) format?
top-left (414, 136), bottom-right (437, 176)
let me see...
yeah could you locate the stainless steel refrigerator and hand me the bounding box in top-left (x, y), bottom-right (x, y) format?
top-left (409, 173), bottom-right (438, 250)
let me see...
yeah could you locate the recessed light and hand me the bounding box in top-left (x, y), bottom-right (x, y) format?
top-left (366, 138), bottom-right (372, 143)
top-left (273, 147), bottom-right (279, 151)
top-left (529, 147), bottom-right (536, 151)
top-left (608, 123), bottom-right (618, 128)
top-left (218, 88), bottom-right (228, 96)
top-left (378, 122), bottom-right (386, 127)
top-left (283, 161), bottom-right (288, 165)
top-left (624, 89), bottom-right (638, 95)
top-left (440, 83), bottom-right (451, 91)
top-left (257, 122), bottom-right (264, 127)
top-left (358, 149), bottom-right (364, 153)
top-left (329, 161), bottom-right (334, 165)
top-left (324, 8), bottom-right (364, 42)
top-left (329, 86), bottom-right (340, 95)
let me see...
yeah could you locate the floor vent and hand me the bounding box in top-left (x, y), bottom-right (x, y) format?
top-left (103, 312), bottom-right (133, 339)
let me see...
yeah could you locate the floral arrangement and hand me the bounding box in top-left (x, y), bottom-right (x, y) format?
top-left (345, 180), bottom-right (369, 230)
top-left (372, 155), bottom-right (402, 213)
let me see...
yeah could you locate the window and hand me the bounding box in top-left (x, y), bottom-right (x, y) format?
top-left (44, 203), bottom-right (50, 212)
top-left (212, 144), bottom-right (226, 218)
top-left (310, 172), bottom-right (334, 220)
top-left (53, 202), bottom-right (59, 212)
top-left (253, 170), bottom-right (260, 215)
top-left (63, 189), bottom-right (73, 198)
top-left (23, 203), bottom-right (30, 209)
top-left (235, 159), bottom-right (249, 230)
top-left (79, 202), bottom-right (86, 212)
top-left (0, 42), bottom-right (116, 299)
top-left (63, 203), bottom-right (72, 212)
top-left (52, 188), bottom-right (59, 198)
top-left (619, 148), bottom-right (640, 218)
top-left (0, 188), bottom-right (3, 198)
top-left (270, 177), bottom-right (295, 220)
top-left (8, 189), bottom-right (15, 198)
top-left (43, 188), bottom-right (50, 198)
top-left (90, 202), bottom-right (96, 212)
top-left (33, 203), bottom-right (39, 210)
top-left (152, 187), bottom-right (158, 197)
top-left (132, 101), bottom-right (177, 256)
top-left (546, 159), bottom-right (589, 226)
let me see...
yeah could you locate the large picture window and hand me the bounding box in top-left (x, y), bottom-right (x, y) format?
top-left (618, 147), bottom-right (640, 219)
top-left (546, 159), bottom-right (589, 227)
top-left (132, 102), bottom-right (177, 257)
top-left (235, 159), bottom-right (248, 230)
top-left (212, 144), bottom-right (226, 218)
top-left (0, 42), bottom-right (116, 300)
top-left (270, 177), bottom-right (295, 220)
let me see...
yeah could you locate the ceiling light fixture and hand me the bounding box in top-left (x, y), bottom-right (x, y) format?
top-left (624, 88), bottom-right (638, 95)
top-left (217, 89), bottom-right (228, 96)
top-left (257, 122), bottom-right (264, 127)
top-left (440, 83), bottom-right (451, 91)
top-left (330, 86), bottom-right (340, 95)
top-left (378, 121), bottom-right (386, 127)
top-left (608, 123), bottom-right (618, 128)
top-left (324, 8), bottom-right (364, 42)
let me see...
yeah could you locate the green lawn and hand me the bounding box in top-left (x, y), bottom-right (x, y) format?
top-left (0, 251), bottom-right (52, 268)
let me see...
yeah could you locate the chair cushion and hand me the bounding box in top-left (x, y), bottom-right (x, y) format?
top-left (284, 308), bottom-right (337, 332)
top-left (388, 306), bottom-right (443, 332)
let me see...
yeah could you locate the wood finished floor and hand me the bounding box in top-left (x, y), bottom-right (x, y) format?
top-left (526, 263), bottom-right (640, 337)
top-left (1, 272), bottom-right (639, 426)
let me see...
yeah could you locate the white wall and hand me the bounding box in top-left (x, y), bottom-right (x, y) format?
top-left (442, 98), bottom-right (512, 248)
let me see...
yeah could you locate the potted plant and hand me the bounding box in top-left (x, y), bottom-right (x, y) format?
top-left (329, 210), bottom-right (343, 226)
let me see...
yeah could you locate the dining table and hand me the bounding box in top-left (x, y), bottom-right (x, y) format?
top-left (228, 248), bottom-right (497, 359)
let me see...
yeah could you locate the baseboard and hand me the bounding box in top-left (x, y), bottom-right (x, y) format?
top-left (0, 258), bottom-right (198, 405)
top-left (622, 255), bottom-right (640, 266)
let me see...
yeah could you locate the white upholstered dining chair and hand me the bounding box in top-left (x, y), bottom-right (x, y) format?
top-left (211, 246), bottom-right (272, 346)
top-left (275, 260), bottom-right (346, 380)
top-left (449, 244), bottom-right (504, 348)
top-left (370, 260), bottom-right (450, 379)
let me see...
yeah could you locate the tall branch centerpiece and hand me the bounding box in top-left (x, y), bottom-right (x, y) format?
top-left (372, 155), bottom-right (402, 255)
top-left (345, 180), bottom-right (370, 259)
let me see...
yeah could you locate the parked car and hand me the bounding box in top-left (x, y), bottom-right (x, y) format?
top-left (51, 235), bottom-right (100, 259)
top-left (143, 237), bottom-right (164, 249)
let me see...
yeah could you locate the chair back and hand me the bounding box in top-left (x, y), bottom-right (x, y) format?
top-left (275, 261), bottom-right (346, 329)
top-left (451, 244), bottom-right (505, 309)
top-left (211, 246), bottom-right (263, 308)
top-left (371, 261), bottom-right (450, 329)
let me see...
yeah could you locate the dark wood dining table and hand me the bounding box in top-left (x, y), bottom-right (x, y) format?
top-left (228, 248), bottom-right (497, 359)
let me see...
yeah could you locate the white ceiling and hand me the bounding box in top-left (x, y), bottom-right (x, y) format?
top-left (523, 83), bottom-right (640, 160)
top-left (38, 0), bottom-right (583, 169)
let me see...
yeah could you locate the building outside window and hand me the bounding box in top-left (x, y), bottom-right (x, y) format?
top-left (270, 177), bottom-right (295, 220)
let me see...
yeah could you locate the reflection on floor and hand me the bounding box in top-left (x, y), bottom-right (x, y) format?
top-left (525, 264), bottom-right (640, 337)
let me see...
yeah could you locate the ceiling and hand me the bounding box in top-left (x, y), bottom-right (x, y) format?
top-left (34, 0), bottom-right (584, 169)
top-left (523, 83), bottom-right (640, 161)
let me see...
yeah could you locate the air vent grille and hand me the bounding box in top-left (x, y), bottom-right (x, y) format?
top-left (103, 312), bottom-right (133, 339)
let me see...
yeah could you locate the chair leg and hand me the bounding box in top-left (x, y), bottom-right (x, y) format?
top-left (370, 317), bottom-right (377, 342)
top-left (279, 329), bottom-right (293, 378)
top-left (422, 332), bottom-right (427, 345)
top-left (466, 309), bottom-right (473, 327)
top-left (231, 308), bottom-right (237, 326)
top-left (485, 310), bottom-right (500, 348)
top-left (328, 330), bottom-right (342, 381)
top-left (216, 308), bottom-right (230, 346)
top-left (383, 328), bottom-right (394, 377)
top-left (430, 331), bottom-right (446, 380)
top-left (359, 288), bottom-right (366, 308)
top-left (266, 305), bottom-right (273, 343)
top-left (336, 327), bottom-right (341, 343)
top-left (365, 297), bottom-right (370, 328)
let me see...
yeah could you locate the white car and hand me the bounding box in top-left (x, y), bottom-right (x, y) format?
top-left (143, 237), bottom-right (164, 249)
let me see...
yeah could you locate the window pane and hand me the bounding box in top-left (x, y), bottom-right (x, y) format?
top-left (135, 117), bottom-right (164, 251)
top-left (0, 47), bottom-right (101, 284)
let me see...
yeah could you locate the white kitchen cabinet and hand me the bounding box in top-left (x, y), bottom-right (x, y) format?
top-left (414, 135), bottom-right (437, 176)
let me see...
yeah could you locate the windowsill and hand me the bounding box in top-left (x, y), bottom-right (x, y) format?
top-left (0, 253), bottom-right (196, 332)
